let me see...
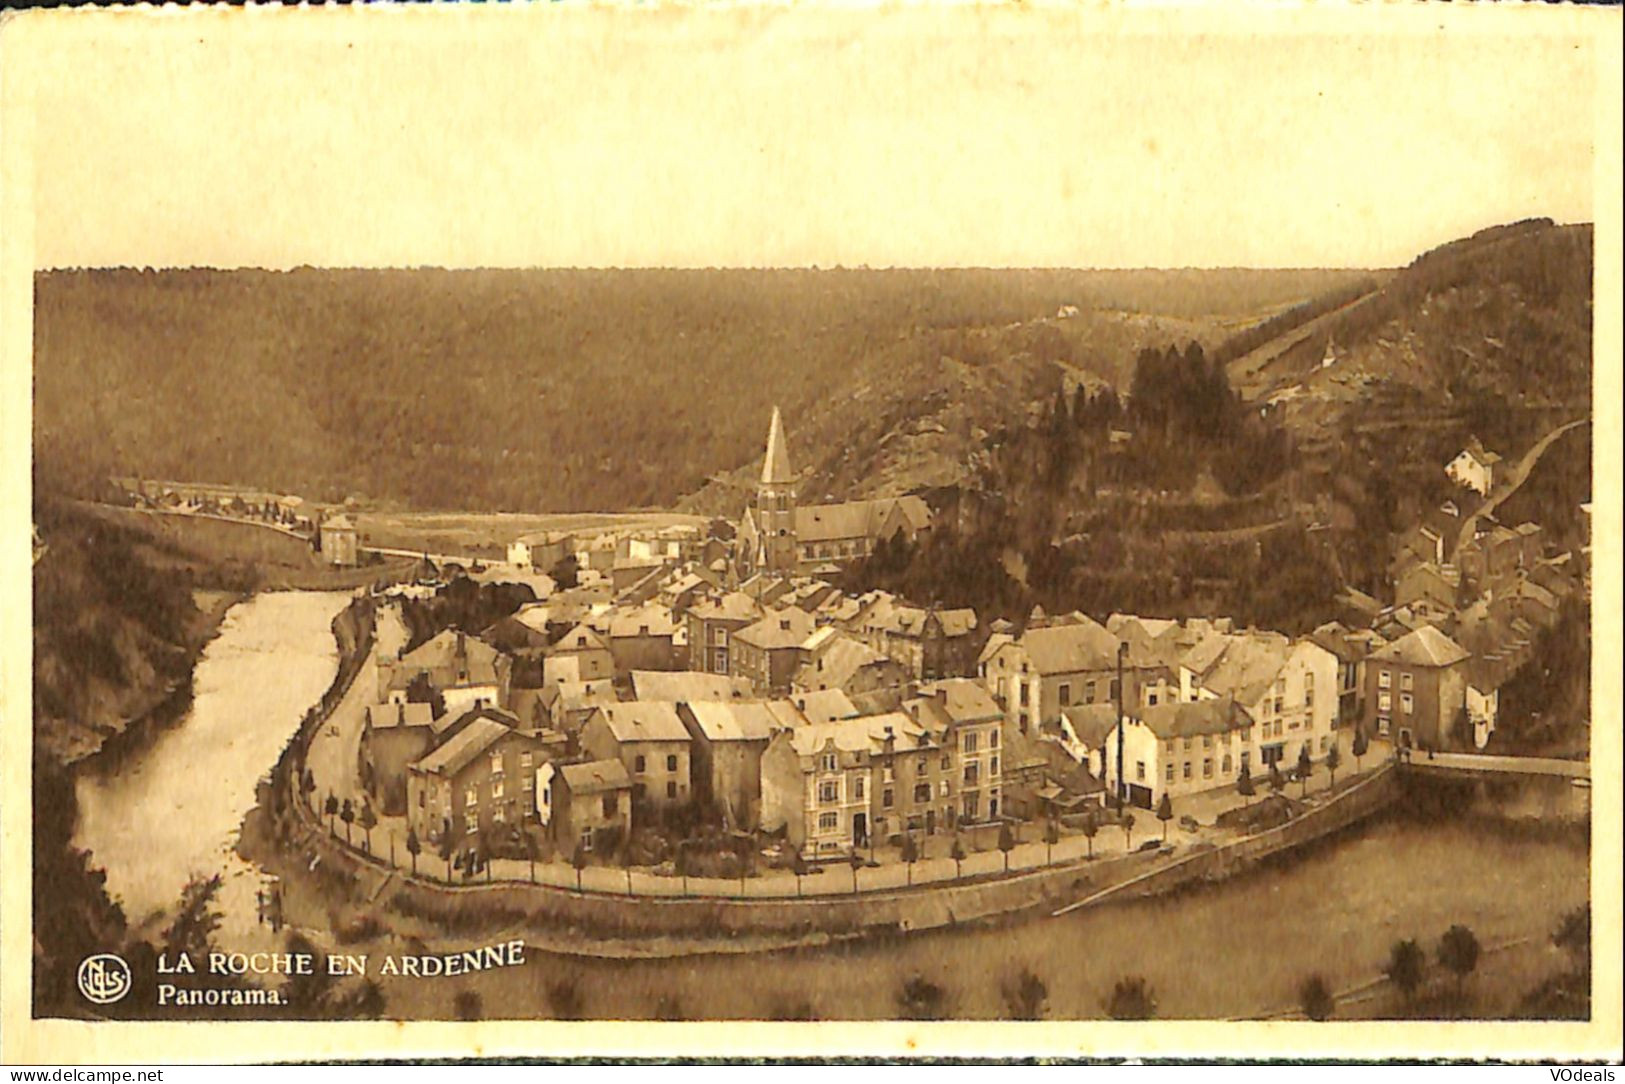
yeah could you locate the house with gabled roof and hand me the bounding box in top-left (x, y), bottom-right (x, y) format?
top-left (406, 716), bottom-right (549, 848)
top-left (362, 701), bottom-right (436, 815)
top-left (1362, 625), bottom-right (1474, 751)
top-left (794, 629), bottom-right (910, 698)
top-left (544, 759), bottom-right (633, 853)
top-left (548, 622), bottom-right (614, 683)
top-left (1446, 437), bottom-right (1502, 496)
top-left (1180, 630), bottom-right (1338, 775)
top-left (731, 606), bottom-right (818, 695)
top-left (1102, 697), bottom-right (1255, 809)
top-left (580, 701), bottom-right (693, 813)
top-left (980, 614), bottom-right (1164, 736)
top-left (677, 700), bottom-right (779, 828)
top-left (684, 590), bottom-right (762, 676)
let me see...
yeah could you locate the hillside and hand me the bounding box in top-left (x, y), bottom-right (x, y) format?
top-left (34, 267), bottom-right (1367, 515)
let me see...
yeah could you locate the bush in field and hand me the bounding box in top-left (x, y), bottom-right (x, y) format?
top-left (1105, 976), bottom-right (1157, 1020)
top-left (1437, 925), bottom-right (1481, 993)
top-left (897, 974), bottom-right (949, 1021)
top-left (547, 977), bottom-right (585, 1020)
top-left (1385, 939), bottom-right (1426, 1003)
top-left (1002, 967), bottom-right (1049, 1020)
top-left (1300, 975), bottom-right (1335, 1021)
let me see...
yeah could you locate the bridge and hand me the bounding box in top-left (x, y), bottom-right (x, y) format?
top-left (1400, 750), bottom-right (1590, 782)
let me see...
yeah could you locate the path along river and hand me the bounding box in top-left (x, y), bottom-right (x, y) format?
top-left (71, 590), bottom-right (1589, 1019)
top-left (74, 591), bottom-right (352, 947)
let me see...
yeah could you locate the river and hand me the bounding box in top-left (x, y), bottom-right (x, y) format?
top-left (74, 590), bottom-right (352, 945)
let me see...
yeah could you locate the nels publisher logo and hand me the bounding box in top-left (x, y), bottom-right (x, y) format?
top-left (77, 953), bottom-right (132, 1005)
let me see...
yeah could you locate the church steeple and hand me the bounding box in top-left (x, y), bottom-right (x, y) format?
top-left (761, 405), bottom-right (795, 485)
top-left (752, 406), bottom-right (799, 574)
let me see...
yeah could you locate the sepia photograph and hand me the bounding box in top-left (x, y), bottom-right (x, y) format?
top-left (2, 1), bottom-right (1620, 1065)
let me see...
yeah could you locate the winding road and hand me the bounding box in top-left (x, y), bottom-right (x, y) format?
top-left (1450, 417), bottom-right (1589, 562)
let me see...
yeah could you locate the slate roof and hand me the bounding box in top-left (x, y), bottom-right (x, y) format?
top-left (798, 634), bottom-right (898, 691)
top-left (552, 623), bottom-right (611, 654)
top-left (606, 605), bottom-right (678, 639)
top-left (783, 688), bottom-right (858, 725)
top-left (1368, 625), bottom-right (1471, 668)
top-left (689, 592), bottom-right (762, 623)
top-left (369, 701), bottom-right (435, 730)
top-left (398, 630), bottom-right (501, 683)
top-left (911, 678), bottom-right (1003, 725)
top-left (1061, 703), bottom-right (1119, 748)
top-left (787, 712), bottom-right (931, 756)
top-left (761, 406), bottom-right (796, 485)
top-left (683, 700), bottom-right (777, 742)
top-left (559, 758), bottom-right (632, 795)
top-left (1013, 618), bottom-right (1121, 674)
top-left (1136, 697), bottom-right (1252, 741)
top-left (630, 670), bottom-right (753, 702)
top-left (592, 701), bottom-right (691, 744)
top-left (414, 717), bottom-right (513, 776)
top-left (430, 703), bottom-right (520, 738)
top-left (737, 607), bottom-right (818, 650)
top-left (555, 679), bottom-right (618, 712)
top-left (792, 496), bottom-right (933, 543)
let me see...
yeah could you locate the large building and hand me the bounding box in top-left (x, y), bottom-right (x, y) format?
top-left (735, 407), bottom-right (933, 578)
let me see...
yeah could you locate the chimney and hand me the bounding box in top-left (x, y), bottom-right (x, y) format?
top-left (883, 726), bottom-right (896, 756)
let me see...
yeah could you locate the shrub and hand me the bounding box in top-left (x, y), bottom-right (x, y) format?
top-left (897, 974), bottom-right (949, 1021)
top-left (1105, 976), bottom-right (1157, 1020)
top-left (1300, 975), bottom-right (1335, 1021)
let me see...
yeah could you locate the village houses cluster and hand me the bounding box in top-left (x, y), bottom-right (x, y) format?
top-left (121, 410), bottom-right (1585, 875)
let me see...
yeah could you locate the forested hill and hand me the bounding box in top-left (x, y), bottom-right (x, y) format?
top-left (33, 267), bottom-right (1364, 514)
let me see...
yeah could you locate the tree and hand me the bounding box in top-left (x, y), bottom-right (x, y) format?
top-left (897, 974), bottom-right (949, 1021)
top-left (437, 826), bottom-right (456, 881)
top-left (1121, 812), bottom-right (1135, 848)
top-left (1105, 976), bottom-right (1157, 1020)
top-left (849, 848), bottom-right (865, 895)
top-left (1237, 760), bottom-right (1255, 806)
top-left (1043, 819), bottom-right (1060, 865)
top-left (788, 848), bottom-right (808, 897)
top-left (1438, 925), bottom-right (1481, 993)
top-left (674, 844), bottom-right (690, 896)
top-left (339, 798), bottom-right (355, 844)
top-left (1296, 745), bottom-right (1313, 798)
top-left (1554, 906), bottom-right (1590, 975)
top-left (998, 822), bottom-right (1017, 873)
top-left (1002, 967), bottom-right (1049, 1020)
top-left (300, 769), bottom-right (317, 812)
top-left (1352, 729), bottom-right (1369, 772)
top-left (1081, 814), bottom-right (1098, 859)
top-left (1155, 792), bottom-right (1173, 842)
top-left (357, 803), bottom-right (378, 854)
top-left (571, 843), bottom-right (588, 893)
top-left (1298, 974), bottom-right (1335, 1021)
top-left (899, 834), bottom-right (919, 886)
top-left (162, 873), bottom-right (224, 962)
top-left (405, 827), bottom-right (421, 875)
top-left (323, 793), bottom-right (339, 834)
top-left (950, 835), bottom-right (966, 879)
top-left (1325, 742), bottom-right (1342, 790)
top-left (1386, 939), bottom-right (1426, 1003)
top-left (1268, 762), bottom-right (1286, 798)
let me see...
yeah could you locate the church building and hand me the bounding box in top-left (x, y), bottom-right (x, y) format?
top-left (735, 407), bottom-right (933, 579)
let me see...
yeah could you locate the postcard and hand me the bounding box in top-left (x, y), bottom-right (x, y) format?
top-left (1, 0), bottom-right (1620, 1065)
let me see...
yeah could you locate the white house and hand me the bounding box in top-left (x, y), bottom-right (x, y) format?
top-left (1101, 698), bottom-right (1255, 809)
top-left (1178, 631), bottom-right (1339, 775)
top-left (1446, 438), bottom-right (1502, 496)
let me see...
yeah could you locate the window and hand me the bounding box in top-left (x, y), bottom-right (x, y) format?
top-left (1401, 672), bottom-right (1414, 692)
top-left (990, 755), bottom-right (999, 776)
top-left (914, 783), bottom-right (931, 803)
top-left (1183, 762), bottom-right (1193, 780)
top-left (1136, 761), bottom-right (1146, 781)
top-left (520, 751), bottom-right (533, 770)
top-left (1165, 763), bottom-right (1175, 782)
top-left (523, 775), bottom-right (534, 791)
top-left (918, 755), bottom-right (930, 774)
top-left (819, 781), bottom-right (838, 804)
top-left (883, 788), bottom-right (895, 809)
top-left (1019, 684), bottom-right (1030, 706)
top-left (491, 779), bottom-right (504, 799)
top-left (1147, 691), bottom-right (1160, 706)
top-left (1378, 670), bottom-right (1392, 690)
top-left (1222, 754), bottom-right (1232, 774)
top-left (963, 764), bottom-right (979, 785)
top-left (964, 732), bottom-right (979, 753)
top-left (1320, 737), bottom-right (1330, 753)
top-left (1183, 737), bottom-right (1193, 752)
top-left (1059, 683), bottom-right (1072, 706)
top-left (465, 787), bottom-right (478, 808)
top-left (1304, 673), bottom-right (1315, 703)
top-left (1085, 680), bottom-right (1097, 701)
top-left (1203, 758), bottom-right (1213, 779)
top-left (1401, 693), bottom-right (1414, 715)
top-left (962, 795), bottom-right (979, 820)
top-left (634, 755), bottom-right (647, 773)
top-left (854, 776), bottom-right (866, 800)
top-left (493, 806), bottom-right (506, 824)
top-left (490, 752), bottom-right (504, 776)
top-left (666, 754), bottom-right (678, 772)
top-left (1202, 735), bottom-right (1212, 750)
top-left (882, 764), bottom-right (895, 783)
top-left (939, 780), bottom-right (950, 797)
top-left (941, 755), bottom-right (951, 771)
top-left (666, 781), bottom-right (677, 800)
top-left (990, 730), bottom-right (999, 749)
top-left (1379, 692), bottom-right (1391, 712)
top-left (818, 812), bottom-right (839, 831)
top-left (821, 754), bottom-right (837, 772)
